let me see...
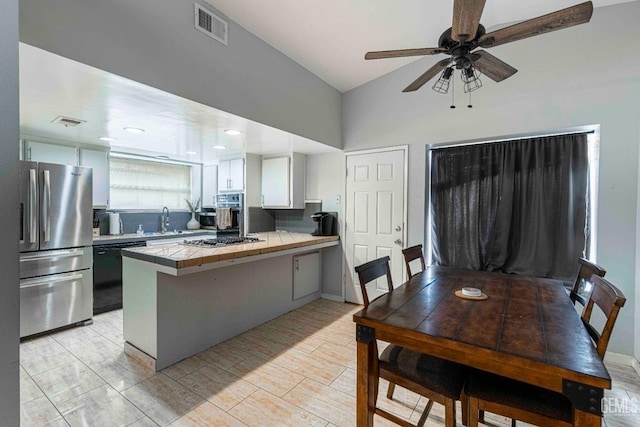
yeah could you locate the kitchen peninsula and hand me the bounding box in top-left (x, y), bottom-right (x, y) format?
top-left (121, 231), bottom-right (340, 370)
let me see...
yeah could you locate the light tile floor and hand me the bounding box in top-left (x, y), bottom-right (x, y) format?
top-left (20, 299), bottom-right (640, 426)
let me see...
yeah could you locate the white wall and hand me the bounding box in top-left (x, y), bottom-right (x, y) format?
top-left (19, 0), bottom-right (342, 150)
top-left (342, 2), bottom-right (640, 356)
top-left (0, 0), bottom-right (20, 423)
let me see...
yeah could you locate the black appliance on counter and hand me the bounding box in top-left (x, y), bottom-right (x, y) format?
top-left (93, 240), bottom-right (146, 314)
top-left (311, 212), bottom-right (336, 236)
top-left (199, 209), bottom-right (216, 229)
top-left (216, 193), bottom-right (243, 237)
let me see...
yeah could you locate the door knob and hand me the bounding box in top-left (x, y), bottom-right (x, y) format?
top-left (395, 226), bottom-right (401, 232)
top-left (394, 239), bottom-right (402, 245)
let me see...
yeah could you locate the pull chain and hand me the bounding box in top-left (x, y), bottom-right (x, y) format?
top-left (450, 75), bottom-right (456, 109)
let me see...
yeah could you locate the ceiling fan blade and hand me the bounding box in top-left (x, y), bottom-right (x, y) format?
top-left (473, 51), bottom-right (517, 82)
top-left (452, 0), bottom-right (487, 42)
top-left (479, 1), bottom-right (593, 48)
top-left (403, 60), bottom-right (450, 92)
top-left (365, 47), bottom-right (445, 60)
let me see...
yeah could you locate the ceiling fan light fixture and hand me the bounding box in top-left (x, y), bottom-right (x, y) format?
top-left (462, 67), bottom-right (482, 93)
top-left (432, 67), bottom-right (454, 94)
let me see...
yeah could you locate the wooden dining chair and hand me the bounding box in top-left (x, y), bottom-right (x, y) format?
top-left (402, 245), bottom-right (426, 279)
top-left (464, 275), bottom-right (627, 427)
top-left (569, 257), bottom-right (606, 307)
top-left (355, 256), bottom-right (467, 427)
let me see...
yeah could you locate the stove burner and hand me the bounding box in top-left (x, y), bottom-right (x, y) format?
top-left (182, 236), bottom-right (261, 247)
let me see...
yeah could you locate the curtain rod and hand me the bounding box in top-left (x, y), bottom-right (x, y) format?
top-left (430, 128), bottom-right (596, 151)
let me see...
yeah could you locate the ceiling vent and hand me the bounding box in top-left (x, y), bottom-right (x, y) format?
top-left (194, 3), bottom-right (228, 45)
top-left (51, 116), bottom-right (85, 127)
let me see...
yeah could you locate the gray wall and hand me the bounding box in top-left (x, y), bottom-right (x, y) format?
top-left (19, 0), bottom-right (342, 150)
top-left (0, 0), bottom-right (20, 423)
top-left (306, 152), bottom-right (345, 298)
top-left (342, 2), bottom-right (640, 357)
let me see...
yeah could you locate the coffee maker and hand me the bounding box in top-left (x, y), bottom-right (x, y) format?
top-left (311, 212), bottom-right (336, 236)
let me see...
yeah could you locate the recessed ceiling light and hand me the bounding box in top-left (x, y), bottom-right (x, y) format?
top-left (185, 151), bottom-right (198, 155)
top-left (213, 145), bottom-right (227, 150)
top-left (124, 127), bottom-right (145, 134)
top-left (224, 129), bottom-right (241, 135)
top-left (99, 136), bottom-right (117, 142)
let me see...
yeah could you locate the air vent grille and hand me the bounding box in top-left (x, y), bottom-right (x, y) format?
top-left (51, 116), bottom-right (85, 127)
top-left (194, 3), bottom-right (228, 45)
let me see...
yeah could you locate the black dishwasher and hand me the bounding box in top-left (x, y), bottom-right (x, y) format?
top-left (93, 240), bottom-right (146, 314)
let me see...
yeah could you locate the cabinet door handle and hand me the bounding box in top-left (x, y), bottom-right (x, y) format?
top-left (295, 259), bottom-right (299, 271)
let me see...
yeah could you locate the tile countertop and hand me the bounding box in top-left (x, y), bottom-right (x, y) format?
top-left (121, 231), bottom-right (340, 269)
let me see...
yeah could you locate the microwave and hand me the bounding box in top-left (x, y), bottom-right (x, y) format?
top-left (199, 211), bottom-right (216, 229)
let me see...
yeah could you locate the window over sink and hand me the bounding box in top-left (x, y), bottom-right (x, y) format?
top-left (109, 154), bottom-right (197, 210)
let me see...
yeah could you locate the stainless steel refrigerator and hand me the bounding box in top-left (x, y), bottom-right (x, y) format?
top-left (19, 161), bottom-right (93, 337)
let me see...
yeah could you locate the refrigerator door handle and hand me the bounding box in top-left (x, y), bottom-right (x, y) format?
top-left (42, 169), bottom-right (51, 242)
top-left (29, 168), bottom-right (37, 243)
top-left (20, 273), bottom-right (84, 289)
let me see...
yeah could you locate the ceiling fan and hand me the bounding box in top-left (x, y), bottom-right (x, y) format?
top-left (365, 1), bottom-right (593, 96)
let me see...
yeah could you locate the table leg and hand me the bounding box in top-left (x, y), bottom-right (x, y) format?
top-left (563, 380), bottom-right (604, 426)
top-left (356, 324), bottom-right (377, 427)
top-left (574, 409), bottom-right (602, 426)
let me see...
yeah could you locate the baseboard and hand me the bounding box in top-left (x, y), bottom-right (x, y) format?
top-left (604, 351), bottom-right (640, 372)
top-left (321, 293), bottom-right (344, 302)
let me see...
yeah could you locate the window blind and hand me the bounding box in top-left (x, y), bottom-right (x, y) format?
top-left (110, 156), bottom-right (192, 209)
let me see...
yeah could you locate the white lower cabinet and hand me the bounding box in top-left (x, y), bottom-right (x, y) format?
top-left (292, 251), bottom-right (321, 300)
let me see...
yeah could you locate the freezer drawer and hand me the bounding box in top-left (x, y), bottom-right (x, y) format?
top-left (20, 247), bottom-right (93, 279)
top-left (20, 269), bottom-right (93, 337)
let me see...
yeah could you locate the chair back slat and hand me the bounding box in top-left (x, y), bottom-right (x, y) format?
top-left (355, 256), bottom-right (392, 307)
top-left (581, 275), bottom-right (626, 359)
top-left (402, 245), bottom-right (426, 279)
top-left (570, 258), bottom-right (606, 306)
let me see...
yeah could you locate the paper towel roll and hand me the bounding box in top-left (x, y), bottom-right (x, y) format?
top-left (109, 213), bottom-right (121, 235)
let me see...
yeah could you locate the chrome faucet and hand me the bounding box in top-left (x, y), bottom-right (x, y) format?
top-left (161, 207), bottom-right (170, 233)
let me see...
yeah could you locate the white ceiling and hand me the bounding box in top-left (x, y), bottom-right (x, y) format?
top-left (205, 0), bottom-right (634, 92)
top-left (19, 0), bottom-right (634, 164)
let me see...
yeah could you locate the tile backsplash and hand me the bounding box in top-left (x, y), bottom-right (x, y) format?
top-left (94, 210), bottom-right (193, 235)
top-left (249, 202), bottom-right (336, 234)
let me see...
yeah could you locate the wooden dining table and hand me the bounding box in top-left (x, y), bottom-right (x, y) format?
top-left (353, 266), bottom-right (610, 427)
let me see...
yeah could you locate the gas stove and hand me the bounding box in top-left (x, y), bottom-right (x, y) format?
top-left (182, 236), bottom-right (261, 247)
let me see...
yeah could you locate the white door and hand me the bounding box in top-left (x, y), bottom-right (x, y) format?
top-left (345, 149), bottom-right (406, 304)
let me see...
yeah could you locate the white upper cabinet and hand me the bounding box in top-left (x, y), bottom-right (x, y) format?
top-left (79, 148), bottom-right (109, 208)
top-left (26, 140), bottom-right (77, 165)
top-left (218, 158), bottom-right (245, 192)
top-left (261, 153), bottom-right (306, 209)
top-left (202, 164), bottom-right (218, 207)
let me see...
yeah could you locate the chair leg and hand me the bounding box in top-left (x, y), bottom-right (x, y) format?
top-left (468, 396), bottom-right (479, 427)
top-left (479, 409), bottom-right (485, 423)
top-left (386, 382), bottom-right (396, 400)
top-left (443, 399), bottom-right (456, 427)
top-left (511, 419), bottom-right (516, 427)
top-left (416, 399), bottom-right (434, 427)
top-left (460, 391), bottom-right (469, 426)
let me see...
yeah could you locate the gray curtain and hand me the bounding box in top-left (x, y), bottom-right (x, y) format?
top-left (430, 133), bottom-right (589, 280)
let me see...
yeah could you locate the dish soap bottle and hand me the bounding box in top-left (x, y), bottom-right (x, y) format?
top-left (137, 224), bottom-right (144, 236)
